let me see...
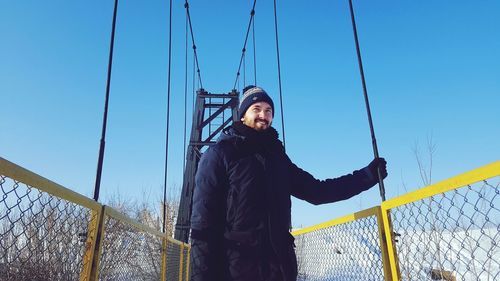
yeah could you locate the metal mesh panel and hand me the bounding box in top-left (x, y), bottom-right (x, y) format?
top-left (98, 214), bottom-right (162, 281)
top-left (295, 215), bottom-right (384, 281)
top-left (182, 245), bottom-right (189, 281)
top-left (165, 240), bottom-right (182, 281)
top-left (391, 178), bottom-right (500, 281)
top-left (0, 175), bottom-right (93, 281)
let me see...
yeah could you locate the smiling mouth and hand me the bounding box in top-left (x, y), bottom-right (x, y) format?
top-left (256, 120), bottom-right (268, 125)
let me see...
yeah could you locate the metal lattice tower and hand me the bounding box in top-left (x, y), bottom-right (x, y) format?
top-left (174, 89), bottom-right (239, 242)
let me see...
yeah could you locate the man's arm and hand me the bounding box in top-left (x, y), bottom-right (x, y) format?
top-left (290, 158), bottom-right (387, 205)
top-left (190, 147), bottom-right (226, 281)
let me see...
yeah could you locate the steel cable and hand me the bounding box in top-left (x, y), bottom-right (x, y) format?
top-left (183, 7), bottom-right (188, 173)
top-left (233, 0), bottom-right (257, 90)
top-left (347, 0), bottom-right (385, 200)
top-left (273, 0), bottom-right (286, 150)
top-left (252, 12), bottom-right (257, 86)
top-left (185, 1), bottom-right (203, 89)
top-left (93, 0), bottom-right (119, 202)
top-left (163, 0), bottom-right (173, 234)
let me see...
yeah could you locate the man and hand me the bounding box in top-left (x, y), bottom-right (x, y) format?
top-left (190, 85), bottom-right (387, 281)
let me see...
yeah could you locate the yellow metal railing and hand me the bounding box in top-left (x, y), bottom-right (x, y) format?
top-left (293, 161), bottom-right (500, 281)
top-left (292, 206), bottom-right (387, 280)
top-left (0, 157), bottom-right (190, 281)
top-left (2, 156), bottom-right (498, 280)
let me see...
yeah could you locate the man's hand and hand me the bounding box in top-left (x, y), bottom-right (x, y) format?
top-left (366, 157), bottom-right (388, 183)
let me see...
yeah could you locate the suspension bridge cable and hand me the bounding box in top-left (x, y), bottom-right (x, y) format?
top-left (183, 7), bottom-right (188, 173)
top-left (185, 1), bottom-right (203, 89)
top-left (93, 0), bottom-right (119, 202)
top-left (163, 0), bottom-right (173, 234)
top-left (233, 0), bottom-right (257, 90)
top-left (347, 0), bottom-right (386, 201)
top-left (252, 12), bottom-right (257, 86)
top-left (192, 51), bottom-right (196, 112)
top-left (273, 0), bottom-right (286, 150)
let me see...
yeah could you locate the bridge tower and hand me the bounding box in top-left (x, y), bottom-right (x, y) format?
top-left (174, 89), bottom-right (239, 242)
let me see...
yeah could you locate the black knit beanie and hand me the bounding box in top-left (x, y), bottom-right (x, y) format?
top-left (239, 85), bottom-right (275, 119)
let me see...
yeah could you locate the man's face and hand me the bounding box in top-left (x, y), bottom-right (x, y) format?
top-left (241, 101), bottom-right (273, 131)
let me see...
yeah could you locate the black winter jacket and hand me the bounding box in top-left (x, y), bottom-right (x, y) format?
top-left (190, 122), bottom-right (378, 281)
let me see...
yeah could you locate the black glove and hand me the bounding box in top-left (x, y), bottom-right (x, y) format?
top-left (365, 157), bottom-right (388, 183)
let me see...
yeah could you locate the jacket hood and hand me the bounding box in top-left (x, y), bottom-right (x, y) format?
top-left (217, 126), bottom-right (243, 143)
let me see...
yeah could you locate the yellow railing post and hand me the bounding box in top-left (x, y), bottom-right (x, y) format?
top-left (178, 243), bottom-right (185, 281)
top-left (88, 206), bottom-right (107, 281)
top-left (79, 205), bottom-right (104, 281)
top-left (161, 237), bottom-right (167, 281)
top-left (376, 206), bottom-right (401, 281)
top-left (185, 246), bottom-right (191, 281)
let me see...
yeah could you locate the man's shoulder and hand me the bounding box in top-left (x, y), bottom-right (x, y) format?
top-left (207, 139), bottom-right (238, 158)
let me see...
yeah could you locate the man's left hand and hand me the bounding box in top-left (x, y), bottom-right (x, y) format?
top-left (366, 157), bottom-right (388, 182)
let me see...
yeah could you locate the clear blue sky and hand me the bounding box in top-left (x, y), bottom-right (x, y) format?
top-left (1, 0), bottom-right (499, 228)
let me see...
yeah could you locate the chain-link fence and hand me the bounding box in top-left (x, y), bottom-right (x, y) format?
top-left (294, 161), bottom-right (500, 281)
top-left (390, 177), bottom-right (500, 281)
top-left (293, 208), bottom-right (385, 281)
top-left (182, 244), bottom-right (190, 281)
top-left (97, 209), bottom-right (164, 281)
top-left (0, 174), bottom-right (96, 281)
top-left (165, 239), bottom-right (183, 281)
top-left (0, 158), bottom-right (190, 281)
top-left (0, 175), bottom-right (91, 280)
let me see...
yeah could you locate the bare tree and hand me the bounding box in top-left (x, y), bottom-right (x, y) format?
top-left (413, 133), bottom-right (437, 187)
top-left (413, 135), bottom-right (449, 278)
top-left (97, 189), bottom-right (180, 280)
top-left (0, 193), bottom-right (89, 281)
top-left (0, 178), bottom-right (181, 281)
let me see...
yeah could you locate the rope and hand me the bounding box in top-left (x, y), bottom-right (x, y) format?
top-left (163, 0), bottom-right (173, 234)
top-left (273, 0), bottom-right (286, 150)
top-left (347, 0), bottom-right (385, 201)
top-left (185, 1), bottom-right (203, 89)
top-left (233, 0), bottom-right (257, 90)
top-left (93, 0), bottom-right (119, 202)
